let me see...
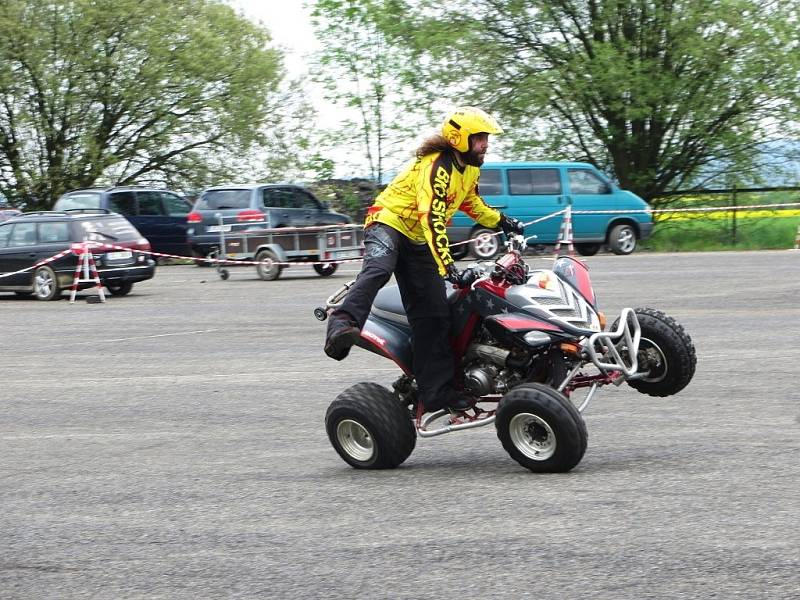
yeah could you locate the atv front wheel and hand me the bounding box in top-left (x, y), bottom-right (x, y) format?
top-left (325, 382), bottom-right (416, 469)
top-left (615, 307), bottom-right (696, 397)
top-left (496, 383), bottom-right (587, 473)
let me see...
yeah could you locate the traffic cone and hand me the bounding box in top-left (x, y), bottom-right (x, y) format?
top-left (553, 205), bottom-right (575, 257)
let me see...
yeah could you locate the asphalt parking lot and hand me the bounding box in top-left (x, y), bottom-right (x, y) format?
top-left (2, 250), bottom-right (799, 599)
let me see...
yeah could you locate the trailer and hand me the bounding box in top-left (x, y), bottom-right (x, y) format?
top-left (208, 216), bottom-right (364, 281)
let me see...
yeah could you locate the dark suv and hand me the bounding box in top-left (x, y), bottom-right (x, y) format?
top-left (186, 184), bottom-right (352, 258)
top-left (0, 211), bottom-right (155, 300)
top-left (54, 187), bottom-right (192, 256)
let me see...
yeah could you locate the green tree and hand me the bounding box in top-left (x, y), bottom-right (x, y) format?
top-left (0, 0), bottom-right (283, 209)
top-left (309, 0), bottom-right (436, 183)
top-left (366, 0), bottom-right (799, 205)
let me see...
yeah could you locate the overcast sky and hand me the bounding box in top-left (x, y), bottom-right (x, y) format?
top-left (227, 1), bottom-right (319, 77)
top-left (226, 1), bottom-right (376, 176)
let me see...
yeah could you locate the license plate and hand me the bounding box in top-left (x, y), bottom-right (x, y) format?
top-left (106, 251), bottom-right (132, 260)
top-left (331, 249), bottom-right (362, 259)
top-left (207, 225), bottom-right (232, 232)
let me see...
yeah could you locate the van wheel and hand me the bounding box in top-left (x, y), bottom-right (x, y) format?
top-left (575, 243), bottom-right (601, 256)
top-left (469, 227), bottom-right (501, 259)
top-left (608, 224), bottom-right (637, 255)
top-left (314, 263), bottom-right (338, 277)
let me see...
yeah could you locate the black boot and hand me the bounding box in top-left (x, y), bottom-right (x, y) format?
top-left (324, 315), bottom-right (361, 361)
top-left (423, 391), bottom-right (476, 414)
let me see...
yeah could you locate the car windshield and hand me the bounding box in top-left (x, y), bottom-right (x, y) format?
top-left (195, 190), bottom-right (251, 210)
top-left (76, 217), bottom-right (140, 242)
top-left (55, 192), bottom-right (102, 210)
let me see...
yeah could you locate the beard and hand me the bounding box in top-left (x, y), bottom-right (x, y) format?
top-left (460, 148), bottom-right (485, 167)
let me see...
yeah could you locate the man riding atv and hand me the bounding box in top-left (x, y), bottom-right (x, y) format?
top-left (323, 106), bottom-right (524, 413)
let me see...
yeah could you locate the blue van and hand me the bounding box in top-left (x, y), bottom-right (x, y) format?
top-left (54, 186), bottom-right (193, 256)
top-left (448, 162), bottom-right (653, 258)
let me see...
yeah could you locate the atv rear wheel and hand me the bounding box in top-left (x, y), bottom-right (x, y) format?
top-left (325, 382), bottom-right (416, 469)
top-left (496, 383), bottom-right (587, 473)
top-left (615, 307), bottom-right (696, 397)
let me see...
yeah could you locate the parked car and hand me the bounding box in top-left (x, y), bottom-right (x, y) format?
top-left (0, 209), bottom-right (21, 222)
top-left (0, 210), bottom-right (155, 300)
top-left (53, 187), bottom-right (192, 256)
top-left (448, 162), bottom-right (653, 258)
top-left (186, 183), bottom-right (352, 259)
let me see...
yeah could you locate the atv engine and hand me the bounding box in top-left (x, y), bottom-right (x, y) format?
top-left (462, 341), bottom-right (531, 396)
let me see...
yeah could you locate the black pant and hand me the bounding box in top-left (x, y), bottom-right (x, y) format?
top-left (333, 224), bottom-right (454, 410)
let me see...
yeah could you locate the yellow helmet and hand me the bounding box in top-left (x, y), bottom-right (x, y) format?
top-left (441, 106), bottom-right (503, 153)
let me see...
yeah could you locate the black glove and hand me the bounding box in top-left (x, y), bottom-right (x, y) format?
top-left (445, 264), bottom-right (478, 288)
top-left (499, 213), bottom-right (524, 236)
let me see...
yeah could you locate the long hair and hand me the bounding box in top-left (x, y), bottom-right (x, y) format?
top-left (415, 134), bottom-right (452, 158)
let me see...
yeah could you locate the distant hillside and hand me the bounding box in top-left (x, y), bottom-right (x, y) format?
top-left (691, 139), bottom-right (800, 189)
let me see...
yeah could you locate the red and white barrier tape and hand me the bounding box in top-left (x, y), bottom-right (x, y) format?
top-left (0, 249), bottom-right (72, 281)
top-left (2, 201), bottom-right (799, 281)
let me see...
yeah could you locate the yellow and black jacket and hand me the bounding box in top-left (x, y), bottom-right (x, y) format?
top-left (365, 150), bottom-right (501, 275)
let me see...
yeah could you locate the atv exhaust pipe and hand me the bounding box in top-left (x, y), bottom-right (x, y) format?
top-left (465, 343), bottom-right (510, 367)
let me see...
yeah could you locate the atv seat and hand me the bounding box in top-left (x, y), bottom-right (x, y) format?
top-left (372, 283), bottom-right (461, 325)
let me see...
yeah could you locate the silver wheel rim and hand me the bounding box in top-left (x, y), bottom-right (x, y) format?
top-left (258, 257), bottom-right (276, 276)
top-left (34, 270), bottom-right (54, 298)
top-left (616, 228), bottom-right (635, 253)
top-left (473, 232), bottom-right (499, 258)
top-left (509, 413), bottom-right (556, 461)
top-left (638, 337), bottom-right (668, 383)
top-left (336, 419), bottom-right (374, 462)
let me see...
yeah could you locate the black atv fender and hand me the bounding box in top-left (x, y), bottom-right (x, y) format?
top-left (356, 315), bottom-right (413, 375)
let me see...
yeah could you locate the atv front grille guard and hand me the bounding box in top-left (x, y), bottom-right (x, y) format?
top-left (584, 307), bottom-right (642, 377)
top-left (555, 308), bottom-right (642, 414)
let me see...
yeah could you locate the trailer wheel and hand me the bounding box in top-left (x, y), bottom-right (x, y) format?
top-left (314, 263), bottom-right (338, 277)
top-left (256, 249), bottom-right (282, 281)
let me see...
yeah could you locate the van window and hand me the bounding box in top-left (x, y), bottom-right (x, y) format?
top-left (56, 192), bottom-right (101, 210)
top-left (478, 169), bottom-right (502, 195)
top-left (107, 191), bottom-right (136, 215)
top-left (568, 169), bottom-right (611, 194)
top-left (196, 190), bottom-right (251, 210)
top-left (38, 221), bottom-right (70, 243)
top-left (162, 193), bottom-right (191, 216)
top-left (137, 191), bottom-right (166, 216)
top-left (508, 169), bottom-right (562, 195)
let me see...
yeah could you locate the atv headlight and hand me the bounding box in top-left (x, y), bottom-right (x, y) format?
top-left (523, 331), bottom-right (552, 347)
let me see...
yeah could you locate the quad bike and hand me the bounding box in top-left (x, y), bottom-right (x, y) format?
top-left (314, 234), bottom-right (696, 473)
